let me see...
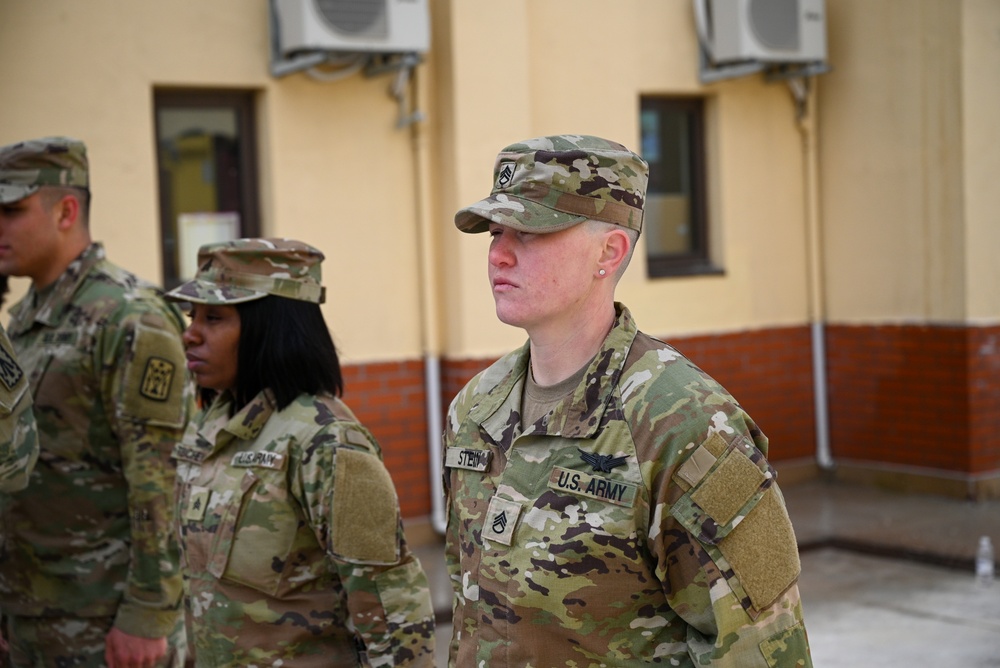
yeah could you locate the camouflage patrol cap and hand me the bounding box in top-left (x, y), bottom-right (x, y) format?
top-left (455, 134), bottom-right (648, 235)
top-left (0, 136), bottom-right (89, 205)
top-left (166, 238), bottom-right (326, 305)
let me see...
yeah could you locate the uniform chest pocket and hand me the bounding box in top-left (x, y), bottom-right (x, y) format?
top-left (204, 470), bottom-right (259, 580)
top-left (212, 468), bottom-right (303, 596)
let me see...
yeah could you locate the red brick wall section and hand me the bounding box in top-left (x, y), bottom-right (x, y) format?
top-left (440, 358), bottom-right (495, 417)
top-left (341, 360), bottom-right (431, 519)
top-left (666, 327), bottom-right (817, 461)
top-left (340, 325), bottom-right (1000, 520)
top-left (825, 324), bottom-right (1000, 475)
top-left (440, 326), bottom-right (817, 463)
top-left (969, 327), bottom-right (1000, 472)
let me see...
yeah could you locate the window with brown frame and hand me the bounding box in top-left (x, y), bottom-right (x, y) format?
top-left (154, 90), bottom-right (261, 289)
top-left (640, 97), bottom-right (721, 277)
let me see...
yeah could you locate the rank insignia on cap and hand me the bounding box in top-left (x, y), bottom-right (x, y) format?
top-left (0, 345), bottom-right (23, 390)
top-left (495, 161), bottom-right (516, 189)
top-left (140, 357), bottom-right (175, 401)
top-left (578, 448), bottom-right (628, 473)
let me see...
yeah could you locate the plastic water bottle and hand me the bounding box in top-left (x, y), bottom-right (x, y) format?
top-left (975, 535), bottom-right (994, 587)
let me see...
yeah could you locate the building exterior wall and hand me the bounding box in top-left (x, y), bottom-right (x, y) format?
top-left (816, 0), bottom-right (1000, 495)
top-left (0, 0), bottom-right (427, 363)
top-left (2, 0), bottom-right (999, 521)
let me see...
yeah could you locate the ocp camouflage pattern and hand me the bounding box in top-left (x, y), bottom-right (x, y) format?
top-left (166, 238), bottom-right (326, 305)
top-left (0, 243), bottom-right (189, 640)
top-left (0, 324), bottom-right (37, 492)
top-left (174, 388), bottom-right (435, 666)
top-left (454, 134), bottom-right (648, 234)
top-left (0, 136), bottom-right (88, 204)
top-left (443, 303), bottom-right (812, 667)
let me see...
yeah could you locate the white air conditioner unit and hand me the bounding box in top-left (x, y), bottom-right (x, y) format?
top-left (273, 0), bottom-right (430, 56)
top-left (695, 0), bottom-right (827, 65)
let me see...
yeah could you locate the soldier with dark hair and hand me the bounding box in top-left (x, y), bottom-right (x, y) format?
top-left (0, 136), bottom-right (188, 667)
top-left (166, 238), bottom-right (435, 666)
top-left (443, 135), bottom-right (813, 667)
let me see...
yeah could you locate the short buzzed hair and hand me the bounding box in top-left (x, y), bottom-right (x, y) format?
top-left (585, 219), bottom-right (640, 280)
top-left (39, 186), bottom-right (91, 228)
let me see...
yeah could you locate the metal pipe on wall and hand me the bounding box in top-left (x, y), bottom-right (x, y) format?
top-left (793, 77), bottom-right (834, 470)
top-left (407, 64), bottom-right (448, 534)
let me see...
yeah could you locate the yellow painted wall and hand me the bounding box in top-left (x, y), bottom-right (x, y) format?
top-left (963, 0), bottom-right (1000, 322)
top-left (818, 0), bottom-right (990, 324)
top-left (0, 0), bottom-right (424, 363)
top-left (436, 0), bottom-right (812, 358)
top-left (4, 0), bottom-right (994, 364)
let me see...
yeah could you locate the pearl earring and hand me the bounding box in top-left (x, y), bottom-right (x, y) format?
top-left (599, 269), bottom-right (606, 276)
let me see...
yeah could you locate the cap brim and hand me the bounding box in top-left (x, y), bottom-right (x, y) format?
top-left (455, 193), bottom-right (588, 234)
top-left (0, 184), bottom-right (38, 205)
top-left (164, 279), bottom-right (267, 305)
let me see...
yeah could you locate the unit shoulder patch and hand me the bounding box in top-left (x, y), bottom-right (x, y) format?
top-left (120, 321), bottom-right (185, 427)
top-left (0, 344), bottom-right (24, 391)
top-left (139, 357), bottom-right (175, 401)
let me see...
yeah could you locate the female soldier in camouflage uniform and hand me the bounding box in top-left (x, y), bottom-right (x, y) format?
top-left (444, 136), bottom-right (811, 667)
top-left (166, 238), bottom-right (435, 667)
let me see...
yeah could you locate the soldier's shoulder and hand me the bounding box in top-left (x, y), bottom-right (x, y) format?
top-left (281, 394), bottom-right (380, 455)
top-left (620, 330), bottom-right (728, 402)
top-left (85, 259), bottom-right (182, 329)
top-left (448, 349), bottom-right (521, 417)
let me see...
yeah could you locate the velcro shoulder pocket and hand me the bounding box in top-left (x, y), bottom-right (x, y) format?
top-left (331, 446), bottom-right (401, 565)
top-left (670, 432), bottom-right (800, 616)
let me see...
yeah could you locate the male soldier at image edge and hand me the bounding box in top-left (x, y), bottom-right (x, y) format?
top-left (0, 321), bottom-right (38, 493)
top-left (443, 135), bottom-right (813, 666)
top-left (0, 284), bottom-right (41, 654)
top-left (0, 137), bottom-right (189, 666)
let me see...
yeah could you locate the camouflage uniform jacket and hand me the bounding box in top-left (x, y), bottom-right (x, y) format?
top-left (443, 304), bottom-right (812, 667)
top-left (174, 389), bottom-right (436, 667)
top-left (0, 243), bottom-right (188, 638)
top-left (0, 324), bottom-right (38, 492)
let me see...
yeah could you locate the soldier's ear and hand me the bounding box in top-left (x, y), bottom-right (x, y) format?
top-left (53, 194), bottom-right (80, 231)
top-left (597, 228), bottom-right (630, 277)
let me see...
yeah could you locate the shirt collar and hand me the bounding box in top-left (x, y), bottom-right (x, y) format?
top-left (195, 389), bottom-right (277, 456)
top-left (471, 303), bottom-right (638, 445)
top-left (8, 242), bottom-right (104, 335)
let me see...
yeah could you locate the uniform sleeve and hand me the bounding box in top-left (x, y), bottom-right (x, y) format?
top-left (650, 410), bottom-right (812, 667)
top-left (299, 422), bottom-right (436, 667)
top-left (0, 324), bottom-right (38, 493)
top-left (441, 392), bottom-right (465, 662)
top-left (99, 304), bottom-right (190, 638)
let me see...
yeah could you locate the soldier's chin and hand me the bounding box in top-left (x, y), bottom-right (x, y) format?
top-left (493, 305), bottom-right (527, 330)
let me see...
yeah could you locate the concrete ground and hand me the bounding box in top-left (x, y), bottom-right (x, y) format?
top-left (416, 479), bottom-right (1000, 667)
top-left (800, 548), bottom-right (1000, 667)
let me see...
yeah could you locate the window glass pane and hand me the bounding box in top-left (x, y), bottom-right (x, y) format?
top-left (155, 92), bottom-right (258, 288)
top-left (640, 97), bottom-right (715, 277)
top-left (642, 105), bottom-right (693, 256)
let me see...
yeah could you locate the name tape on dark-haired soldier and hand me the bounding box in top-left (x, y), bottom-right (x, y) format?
top-left (231, 451), bottom-right (286, 470)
